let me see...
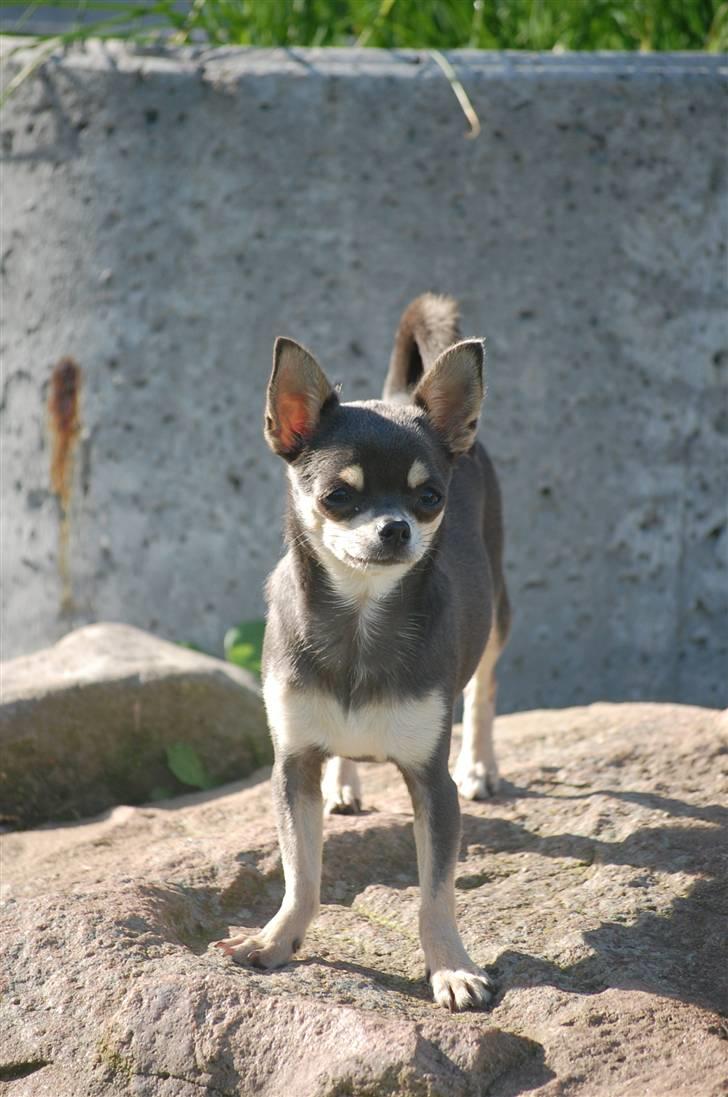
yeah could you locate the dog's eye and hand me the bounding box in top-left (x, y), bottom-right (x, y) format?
top-left (419, 487), bottom-right (442, 508)
top-left (325, 487), bottom-right (352, 507)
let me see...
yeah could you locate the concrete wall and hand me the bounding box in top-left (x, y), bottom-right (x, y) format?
top-left (2, 42), bottom-right (727, 711)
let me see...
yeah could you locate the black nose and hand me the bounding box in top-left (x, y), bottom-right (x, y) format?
top-left (378, 519), bottom-right (411, 546)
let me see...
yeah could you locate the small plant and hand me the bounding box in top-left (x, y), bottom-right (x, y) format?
top-left (165, 741), bottom-right (215, 790)
top-left (224, 619), bottom-right (265, 679)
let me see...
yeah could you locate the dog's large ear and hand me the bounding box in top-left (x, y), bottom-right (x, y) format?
top-left (265, 337), bottom-right (338, 459)
top-left (413, 339), bottom-right (485, 456)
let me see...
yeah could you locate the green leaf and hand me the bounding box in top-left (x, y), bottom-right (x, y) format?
top-left (224, 619), bottom-right (265, 678)
top-left (165, 742), bottom-right (214, 790)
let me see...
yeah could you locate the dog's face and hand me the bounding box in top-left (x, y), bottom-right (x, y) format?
top-left (264, 337), bottom-right (484, 588)
top-left (288, 404), bottom-right (449, 575)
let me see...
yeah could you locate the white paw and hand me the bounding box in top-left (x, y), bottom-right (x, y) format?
top-left (324, 783), bottom-right (362, 816)
top-left (322, 758), bottom-right (362, 815)
top-left (213, 928), bottom-right (300, 969)
top-left (430, 967), bottom-right (495, 1012)
top-left (454, 761), bottom-right (500, 799)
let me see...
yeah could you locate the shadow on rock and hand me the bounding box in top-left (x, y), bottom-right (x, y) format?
top-left (459, 786), bottom-right (728, 1016)
top-left (196, 782), bottom-right (726, 1019)
top-left (490, 872), bottom-right (727, 1016)
top-left (296, 954), bottom-right (432, 1001)
top-left (320, 819), bottom-right (420, 900)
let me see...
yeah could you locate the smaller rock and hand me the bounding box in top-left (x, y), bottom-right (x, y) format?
top-left (0, 623), bottom-right (270, 827)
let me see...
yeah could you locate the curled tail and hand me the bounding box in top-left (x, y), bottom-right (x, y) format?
top-left (383, 293), bottom-right (461, 403)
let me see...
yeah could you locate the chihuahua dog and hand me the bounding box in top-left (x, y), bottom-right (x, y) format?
top-left (215, 294), bottom-right (510, 1011)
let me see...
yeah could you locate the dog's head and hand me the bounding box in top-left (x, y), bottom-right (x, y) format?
top-left (264, 336), bottom-right (485, 590)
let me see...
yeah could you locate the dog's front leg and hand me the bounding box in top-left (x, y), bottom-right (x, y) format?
top-left (215, 749), bottom-right (324, 968)
top-left (401, 756), bottom-right (495, 1011)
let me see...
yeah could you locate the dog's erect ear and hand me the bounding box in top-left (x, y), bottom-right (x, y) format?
top-left (265, 337), bottom-right (338, 459)
top-left (413, 339), bottom-right (485, 456)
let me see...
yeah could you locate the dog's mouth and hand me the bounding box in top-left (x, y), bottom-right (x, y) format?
top-left (343, 548), bottom-right (412, 569)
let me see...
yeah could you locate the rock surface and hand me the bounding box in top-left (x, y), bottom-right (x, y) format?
top-left (1, 703), bottom-right (727, 1096)
top-left (0, 623), bottom-right (270, 827)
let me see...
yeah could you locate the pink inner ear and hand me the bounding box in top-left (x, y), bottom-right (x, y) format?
top-left (278, 392), bottom-right (312, 450)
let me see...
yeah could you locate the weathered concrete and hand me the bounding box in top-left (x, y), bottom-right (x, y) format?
top-left (1, 704), bottom-right (727, 1096)
top-left (1, 43), bottom-right (727, 711)
top-left (0, 622), bottom-right (270, 826)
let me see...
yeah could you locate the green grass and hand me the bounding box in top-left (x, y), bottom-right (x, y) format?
top-left (3, 0), bottom-right (727, 51)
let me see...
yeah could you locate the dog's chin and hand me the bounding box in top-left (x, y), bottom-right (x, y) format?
top-left (341, 549), bottom-right (414, 571)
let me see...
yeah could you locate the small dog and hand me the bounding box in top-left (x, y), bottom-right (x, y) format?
top-left (216, 294), bottom-right (510, 1011)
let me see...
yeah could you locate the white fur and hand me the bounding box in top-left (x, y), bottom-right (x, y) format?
top-left (289, 471), bottom-right (321, 532)
top-left (318, 546), bottom-right (411, 603)
top-left (322, 756), bottom-right (362, 814)
top-left (338, 464), bottom-right (364, 491)
top-left (264, 675), bottom-right (446, 769)
top-left (454, 625), bottom-right (501, 798)
top-left (385, 391), bottom-right (414, 407)
top-left (321, 506), bottom-right (422, 580)
top-left (407, 459), bottom-right (429, 489)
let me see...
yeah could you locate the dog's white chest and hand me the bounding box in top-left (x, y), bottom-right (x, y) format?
top-left (264, 676), bottom-right (445, 768)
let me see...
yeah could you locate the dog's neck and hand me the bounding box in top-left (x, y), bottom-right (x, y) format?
top-left (286, 502), bottom-right (432, 675)
top-left (280, 498), bottom-right (442, 708)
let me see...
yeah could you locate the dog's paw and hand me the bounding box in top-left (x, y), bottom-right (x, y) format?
top-left (430, 967), bottom-right (495, 1012)
top-left (324, 783), bottom-right (362, 816)
top-left (454, 761), bottom-right (500, 800)
top-left (213, 930), bottom-right (299, 970)
top-left (322, 757), bottom-right (362, 816)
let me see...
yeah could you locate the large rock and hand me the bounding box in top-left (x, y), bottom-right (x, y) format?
top-left (1, 703), bottom-right (726, 1095)
top-left (0, 623), bottom-right (270, 827)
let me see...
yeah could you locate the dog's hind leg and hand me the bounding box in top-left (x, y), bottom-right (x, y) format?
top-left (322, 756), bottom-right (362, 815)
top-left (214, 748), bottom-right (324, 968)
top-left (453, 625), bottom-right (502, 799)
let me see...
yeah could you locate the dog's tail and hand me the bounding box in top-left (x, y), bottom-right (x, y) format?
top-left (382, 293), bottom-right (461, 403)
